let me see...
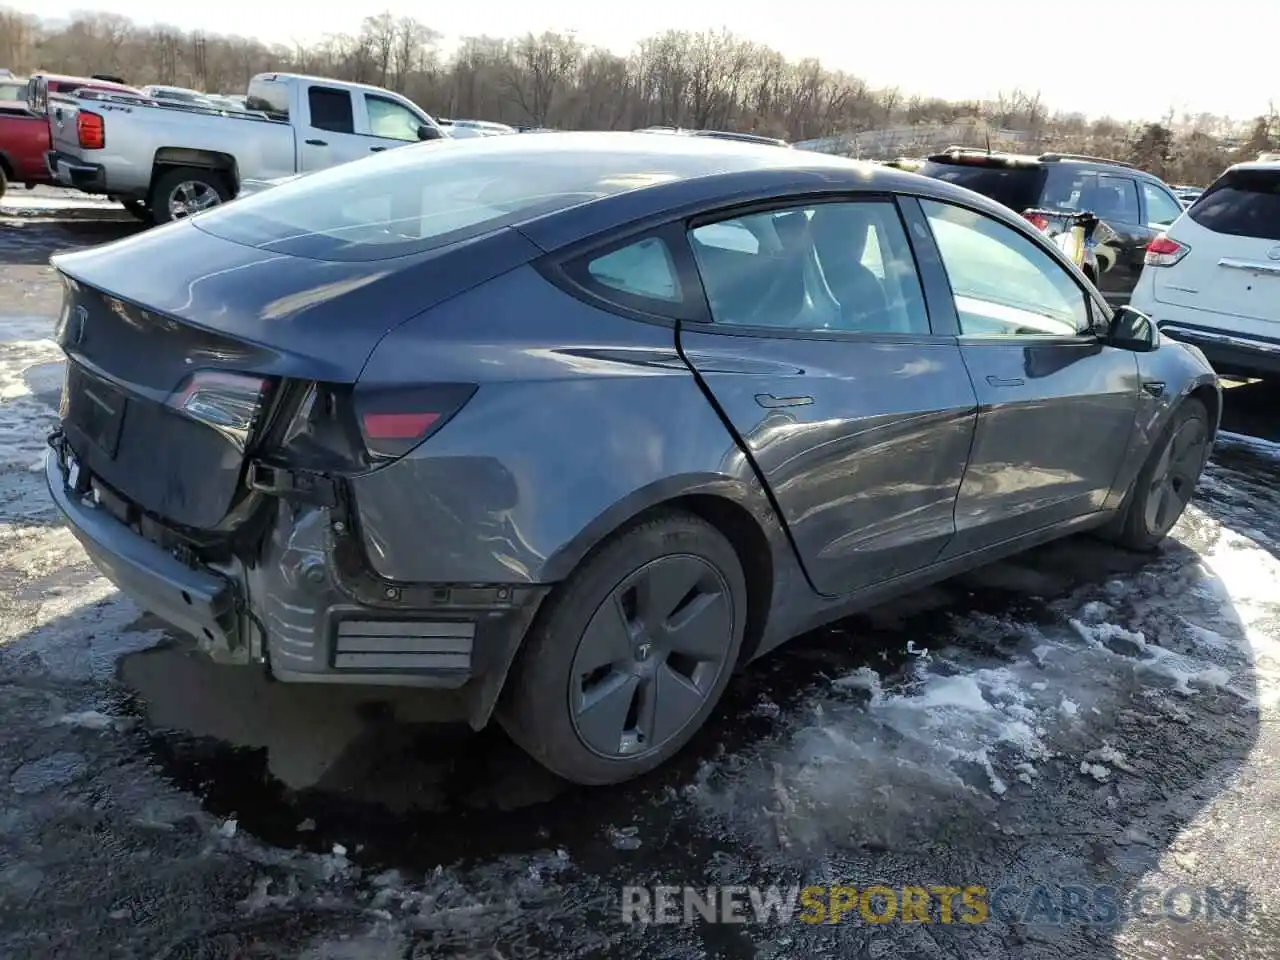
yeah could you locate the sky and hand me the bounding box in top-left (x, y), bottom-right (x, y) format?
top-left (10, 0), bottom-right (1279, 121)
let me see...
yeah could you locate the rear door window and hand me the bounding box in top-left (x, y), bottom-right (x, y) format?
top-left (1042, 168), bottom-right (1140, 224)
top-left (307, 87), bottom-right (354, 134)
top-left (917, 161), bottom-right (1048, 212)
top-left (1189, 169), bottom-right (1280, 241)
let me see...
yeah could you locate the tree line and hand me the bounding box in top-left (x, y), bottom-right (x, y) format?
top-left (1, 7), bottom-right (1276, 185)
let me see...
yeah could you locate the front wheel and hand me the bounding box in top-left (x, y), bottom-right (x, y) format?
top-left (1104, 397), bottom-right (1211, 551)
top-left (150, 167), bottom-right (231, 225)
top-left (498, 512), bottom-right (747, 785)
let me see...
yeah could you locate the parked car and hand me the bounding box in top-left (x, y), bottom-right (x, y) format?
top-left (42, 72), bottom-right (447, 224)
top-left (26, 72), bottom-right (143, 107)
top-left (1171, 184), bottom-right (1203, 207)
top-left (916, 149), bottom-right (1186, 305)
top-left (46, 132), bottom-right (1219, 785)
top-left (1130, 161), bottom-right (1280, 380)
top-left (439, 118), bottom-right (515, 138)
top-left (636, 126), bottom-right (790, 147)
top-left (0, 99), bottom-right (54, 194)
top-left (0, 76), bottom-right (24, 102)
top-left (138, 84), bottom-right (218, 109)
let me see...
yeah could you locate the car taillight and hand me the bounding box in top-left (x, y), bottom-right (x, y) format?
top-left (166, 370), bottom-right (271, 451)
top-left (77, 111), bottom-right (104, 150)
top-left (1023, 212), bottom-right (1049, 232)
top-left (1144, 235), bottom-right (1189, 267)
top-left (353, 383), bottom-right (477, 461)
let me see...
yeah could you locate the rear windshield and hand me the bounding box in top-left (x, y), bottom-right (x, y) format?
top-left (245, 78), bottom-right (290, 120)
top-left (917, 161), bottom-right (1047, 212)
top-left (1188, 169), bottom-right (1280, 241)
top-left (192, 135), bottom-right (699, 261)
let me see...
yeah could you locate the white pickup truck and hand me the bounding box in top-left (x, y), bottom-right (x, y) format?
top-left (44, 72), bottom-right (447, 224)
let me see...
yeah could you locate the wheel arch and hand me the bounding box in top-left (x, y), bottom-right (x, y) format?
top-left (540, 474), bottom-right (788, 665)
top-left (149, 148), bottom-right (240, 198)
top-left (463, 476), bottom-right (790, 733)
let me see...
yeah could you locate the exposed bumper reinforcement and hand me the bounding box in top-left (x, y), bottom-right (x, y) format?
top-left (44, 447), bottom-right (242, 655)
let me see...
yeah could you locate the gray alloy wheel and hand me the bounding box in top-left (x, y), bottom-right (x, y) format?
top-left (569, 553), bottom-right (734, 760)
top-left (1142, 413), bottom-right (1209, 538)
top-left (149, 166), bottom-right (231, 225)
top-left (498, 511), bottom-right (747, 785)
top-left (1105, 397), bottom-right (1210, 551)
top-left (165, 179), bottom-right (222, 219)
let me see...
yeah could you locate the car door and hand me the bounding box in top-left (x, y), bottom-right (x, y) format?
top-left (360, 92), bottom-right (431, 154)
top-left (911, 197), bottom-right (1142, 557)
top-left (297, 85), bottom-right (370, 172)
top-left (671, 197), bottom-right (978, 597)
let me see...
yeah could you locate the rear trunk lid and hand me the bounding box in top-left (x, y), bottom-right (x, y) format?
top-left (52, 219), bottom-right (537, 530)
top-left (1154, 167), bottom-right (1280, 325)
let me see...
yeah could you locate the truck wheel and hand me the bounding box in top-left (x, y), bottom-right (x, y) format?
top-left (0, 166), bottom-right (7, 201)
top-left (150, 167), bottom-right (230, 225)
top-left (120, 199), bottom-right (150, 222)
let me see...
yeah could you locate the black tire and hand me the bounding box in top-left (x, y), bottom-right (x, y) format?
top-left (0, 165), bottom-right (7, 202)
top-left (498, 511), bottom-right (747, 786)
top-left (1103, 397), bottom-right (1210, 552)
top-left (120, 199), bottom-right (150, 222)
top-left (149, 166), bottom-right (231, 225)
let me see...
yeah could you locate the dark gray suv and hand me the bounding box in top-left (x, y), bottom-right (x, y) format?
top-left (46, 133), bottom-right (1219, 785)
top-left (918, 149), bottom-right (1187, 305)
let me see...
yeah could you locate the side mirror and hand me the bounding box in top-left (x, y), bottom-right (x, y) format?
top-left (417, 123), bottom-right (442, 141)
top-left (1107, 305), bottom-right (1159, 352)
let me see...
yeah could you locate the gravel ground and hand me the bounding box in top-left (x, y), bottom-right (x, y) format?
top-left (2, 206), bottom-right (1279, 959)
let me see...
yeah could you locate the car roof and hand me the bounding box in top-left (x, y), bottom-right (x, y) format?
top-left (922, 147), bottom-right (1165, 181)
top-left (1227, 160), bottom-right (1280, 173)
top-left (479, 131), bottom-right (1025, 251)
top-left (34, 72), bottom-right (138, 92)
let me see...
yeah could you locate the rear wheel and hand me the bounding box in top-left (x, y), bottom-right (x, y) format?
top-left (0, 165), bottom-right (8, 201)
top-left (1104, 398), bottom-right (1210, 551)
top-left (120, 199), bottom-right (150, 222)
top-left (499, 512), bottom-right (747, 785)
top-left (150, 167), bottom-right (231, 225)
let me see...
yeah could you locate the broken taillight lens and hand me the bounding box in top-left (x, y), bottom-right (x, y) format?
top-left (166, 370), bottom-right (271, 451)
top-left (352, 383), bottom-right (477, 461)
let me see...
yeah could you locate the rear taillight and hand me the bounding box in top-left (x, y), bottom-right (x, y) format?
top-left (1144, 235), bottom-right (1189, 267)
top-left (77, 111), bottom-right (104, 150)
top-left (1023, 212), bottom-right (1049, 232)
top-left (353, 384), bottom-right (477, 461)
top-left (166, 370), bottom-right (271, 450)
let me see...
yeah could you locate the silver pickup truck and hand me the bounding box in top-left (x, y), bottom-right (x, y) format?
top-left (44, 72), bottom-right (446, 224)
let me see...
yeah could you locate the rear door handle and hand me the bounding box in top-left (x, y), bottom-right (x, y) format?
top-left (1142, 380), bottom-right (1166, 398)
top-left (304, 138), bottom-right (327, 146)
top-left (985, 375), bottom-right (1025, 388)
top-left (370, 146), bottom-right (387, 152)
top-left (755, 393), bottom-right (814, 408)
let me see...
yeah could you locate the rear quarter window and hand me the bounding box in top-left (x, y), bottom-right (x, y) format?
top-left (1189, 170), bottom-right (1280, 241)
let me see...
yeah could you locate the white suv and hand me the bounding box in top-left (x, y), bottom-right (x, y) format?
top-left (1130, 161), bottom-right (1280, 379)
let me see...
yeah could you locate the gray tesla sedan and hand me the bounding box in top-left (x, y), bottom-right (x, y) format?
top-left (45, 132), bottom-right (1219, 785)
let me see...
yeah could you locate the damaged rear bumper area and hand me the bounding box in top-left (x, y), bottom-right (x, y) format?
top-left (45, 442), bottom-right (548, 726)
